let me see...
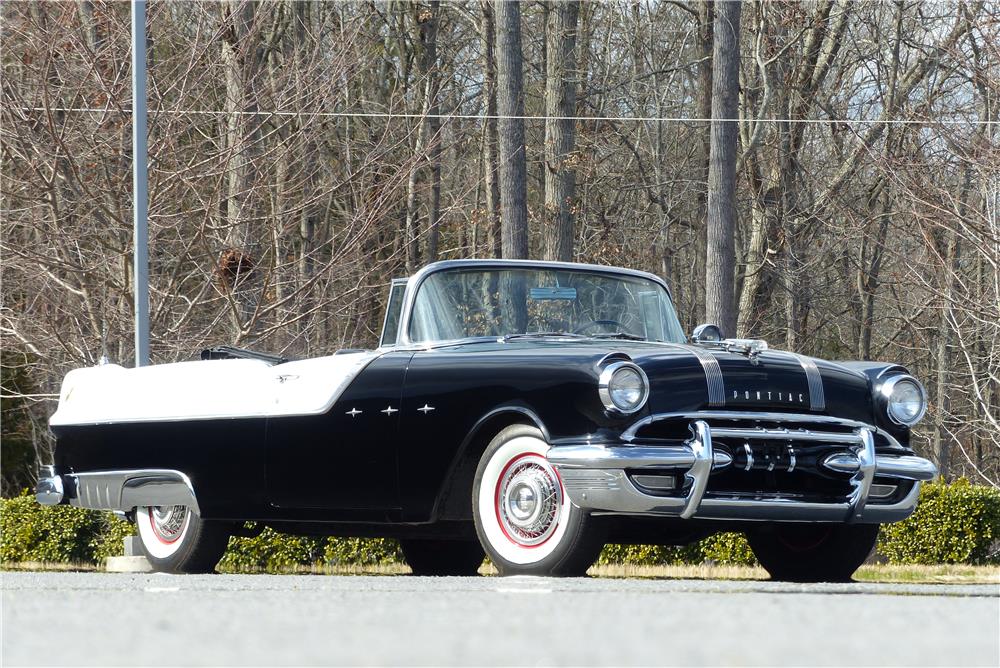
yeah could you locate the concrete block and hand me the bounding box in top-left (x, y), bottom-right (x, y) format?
top-left (106, 555), bottom-right (153, 573)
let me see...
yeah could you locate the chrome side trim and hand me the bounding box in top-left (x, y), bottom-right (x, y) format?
top-left (66, 469), bottom-right (200, 515)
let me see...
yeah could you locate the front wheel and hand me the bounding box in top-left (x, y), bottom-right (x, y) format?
top-left (472, 424), bottom-right (605, 576)
top-left (747, 523), bottom-right (880, 582)
top-left (135, 505), bottom-right (230, 574)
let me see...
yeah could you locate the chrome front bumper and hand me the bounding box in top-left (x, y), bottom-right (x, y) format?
top-left (35, 466), bottom-right (200, 514)
top-left (547, 413), bottom-right (937, 524)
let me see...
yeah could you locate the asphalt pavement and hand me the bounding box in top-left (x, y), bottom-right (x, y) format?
top-left (2, 571), bottom-right (997, 666)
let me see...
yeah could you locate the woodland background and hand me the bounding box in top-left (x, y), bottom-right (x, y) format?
top-left (1, 0), bottom-right (998, 493)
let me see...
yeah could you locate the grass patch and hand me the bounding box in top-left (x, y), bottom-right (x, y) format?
top-left (854, 563), bottom-right (1000, 584)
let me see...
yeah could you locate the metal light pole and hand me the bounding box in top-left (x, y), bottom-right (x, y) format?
top-left (132, 0), bottom-right (150, 366)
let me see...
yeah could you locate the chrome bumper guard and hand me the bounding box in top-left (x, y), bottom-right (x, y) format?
top-left (547, 414), bottom-right (937, 524)
top-left (35, 466), bottom-right (200, 515)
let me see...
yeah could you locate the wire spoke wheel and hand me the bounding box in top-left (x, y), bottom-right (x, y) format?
top-left (148, 505), bottom-right (189, 544)
top-left (473, 424), bottom-right (606, 576)
top-left (495, 454), bottom-right (563, 547)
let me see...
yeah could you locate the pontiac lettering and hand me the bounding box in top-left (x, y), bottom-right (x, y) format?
top-left (733, 390), bottom-right (806, 403)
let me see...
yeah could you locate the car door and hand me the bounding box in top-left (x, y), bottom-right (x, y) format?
top-left (265, 350), bottom-right (413, 513)
top-left (397, 348), bottom-right (497, 521)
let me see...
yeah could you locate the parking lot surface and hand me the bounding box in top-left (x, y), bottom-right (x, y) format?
top-left (2, 571), bottom-right (998, 666)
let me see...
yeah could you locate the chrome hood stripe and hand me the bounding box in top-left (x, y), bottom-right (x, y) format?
top-left (772, 352), bottom-right (826, 411)
top-left (686, 345), bottom-right (726, 406)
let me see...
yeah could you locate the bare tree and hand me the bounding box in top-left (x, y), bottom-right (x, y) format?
top-left (542, 0), bottom-right (579, 262)
top-left (705, 0), bottom-right (741, 336)
top-left (493, 0), bottom-right (528, 259)
top-left (480, 0), bottom-right (501, 258)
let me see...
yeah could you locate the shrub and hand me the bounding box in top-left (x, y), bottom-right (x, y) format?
top-left (700, 532), bottom-right (758, 566)
top-left (0, 490), bottom-right (132, 564)
top-left (878, 478), bottom-right (1000, 565)
top-left (599, 532), bottom-right (757, 567)
top-left (598, 542), bottom-right (704, 566)
top-left (220, 529), bottom-right (329, 573)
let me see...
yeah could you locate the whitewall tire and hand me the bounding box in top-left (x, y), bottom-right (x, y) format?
top-left (135, 505), bottom-right (230, 574)
top-left (472, 424), bottom-right (605, 576)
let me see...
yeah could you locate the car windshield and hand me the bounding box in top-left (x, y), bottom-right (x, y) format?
top-left (408, 267), bottom-right (686, 344)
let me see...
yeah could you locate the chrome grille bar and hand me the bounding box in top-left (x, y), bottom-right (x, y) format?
top-left (710, 426), bottom-right (862, 444)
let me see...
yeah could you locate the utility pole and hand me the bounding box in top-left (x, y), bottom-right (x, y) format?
top-left (132, 0), bottom-right (150, 366)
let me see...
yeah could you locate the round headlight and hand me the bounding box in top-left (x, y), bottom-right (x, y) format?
top-left (599, 362), bottom-right (649, 414)
top-left (881, 375), bottom-right (927, 426)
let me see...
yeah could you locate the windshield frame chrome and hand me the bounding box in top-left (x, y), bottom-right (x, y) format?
top-left (394, 259), bottom-right (676, 348)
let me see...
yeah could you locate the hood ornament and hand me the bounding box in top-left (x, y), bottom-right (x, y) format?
top-left (690, 324), bottom-right (768, 364)
top-left (720, 338), bottom-right (769, 364)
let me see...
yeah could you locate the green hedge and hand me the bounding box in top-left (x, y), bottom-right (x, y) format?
top-left (2, 479), bottom-right (997, 570)
top-left (878, 479), bottom-right (1000, 564)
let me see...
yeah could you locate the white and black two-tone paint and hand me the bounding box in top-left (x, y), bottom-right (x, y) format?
top-left (38, 259), bottom-right (937, 580)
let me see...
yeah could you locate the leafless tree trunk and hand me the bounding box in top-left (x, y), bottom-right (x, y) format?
top-left (494, 0), bottom-right (528, 260)
top-left (694, 0), bottom-right (713, 316)
top-left (705, 0), bottom-right (741, 336)
top-left (403, 1), bottom-right (440, 271)
top-left (480, 1), bottom-right (502, 258)
top-left (542, 0), bottom-right (578, 262)
top-left (221, 0), bottom-right (267, 335)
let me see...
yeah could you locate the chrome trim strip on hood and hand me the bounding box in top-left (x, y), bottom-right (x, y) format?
top-left (774, 352), bottom-right (826, 412)
top-left (684, 345), bottom-right (726, 406)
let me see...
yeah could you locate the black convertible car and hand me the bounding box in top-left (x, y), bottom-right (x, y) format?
top-left (37, 259), bottom-right (936, 580)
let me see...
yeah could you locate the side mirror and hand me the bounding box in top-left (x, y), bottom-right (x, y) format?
top-left (691, 323), bottom-right (724, 344)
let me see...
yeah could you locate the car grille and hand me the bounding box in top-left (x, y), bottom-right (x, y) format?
top-left (629, 413), bottom-right (879, 502)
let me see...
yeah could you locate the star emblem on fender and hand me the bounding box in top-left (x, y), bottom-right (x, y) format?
top-left (345, 408), bottom-right (362, 417)
top-left (380, 406), bottom-right (398, 416)
top-left (418, 404), bottom-right (435, 414)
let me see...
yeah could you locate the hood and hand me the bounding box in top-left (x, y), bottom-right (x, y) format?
top-left (624, 343), bottom-right (875, 424)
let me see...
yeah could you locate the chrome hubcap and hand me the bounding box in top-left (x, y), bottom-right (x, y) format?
top-left (497, 456), bottom-right (562, 546)
top-left (149, 505), bottom-right (187, 543)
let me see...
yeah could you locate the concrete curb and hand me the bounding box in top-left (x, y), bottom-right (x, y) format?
top-left (105, 556), bottom-right (153, 573)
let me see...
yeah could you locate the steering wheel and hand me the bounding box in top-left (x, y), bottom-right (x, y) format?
top-left (574, 319), bottom-right (627, 334)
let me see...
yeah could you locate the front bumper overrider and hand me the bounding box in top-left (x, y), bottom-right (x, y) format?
top-left (547, 411), bottom-right (937, 524)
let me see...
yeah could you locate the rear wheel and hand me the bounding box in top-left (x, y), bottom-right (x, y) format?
top-left (400, 539), bottom-right (485, 576)
top-left (135, 505), bottom-right (230, 574)
top-left (472, 424), bottom-right (605, 576)
top-left (747, 523), bottom-right (879, 582)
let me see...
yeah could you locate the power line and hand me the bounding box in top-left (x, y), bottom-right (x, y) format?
top-left (13, 106), bottom-right (999, 126)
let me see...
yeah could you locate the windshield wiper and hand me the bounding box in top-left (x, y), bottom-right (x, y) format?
top-left (589, 332), bottom-right (646, 341)
top-left (501, 331), bottom-right (587, 342)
